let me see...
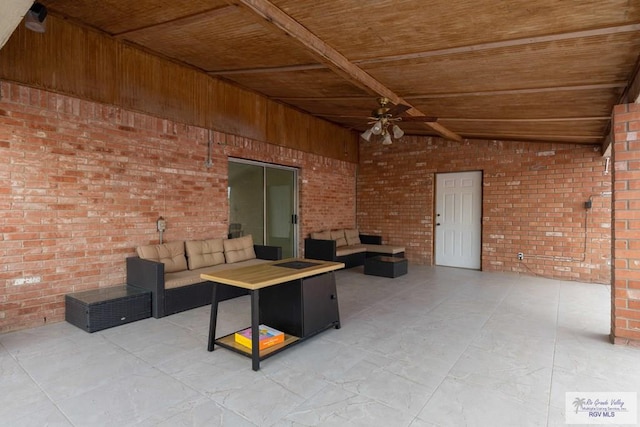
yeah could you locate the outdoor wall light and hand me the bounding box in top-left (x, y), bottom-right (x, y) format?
top-left (25, 2), bottom-right (48, 33)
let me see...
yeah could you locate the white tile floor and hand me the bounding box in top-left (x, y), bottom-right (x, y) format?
top-left (1, 266), bottom-right (639, 426)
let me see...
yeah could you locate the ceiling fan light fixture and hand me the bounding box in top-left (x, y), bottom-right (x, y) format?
top-left (361, 128), bottom-right (373, 142)
top-left (392, 124), bottom-right (404, 139)
top-left (371, 120), bottom-right (383, 135)
top-left (25, 2), bottom-right (47, 33)
top-left (361, 98), bottom-right (413, 145)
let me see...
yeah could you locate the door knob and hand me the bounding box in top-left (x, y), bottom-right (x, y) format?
top-left (436, 223), bottom-right (441, 226)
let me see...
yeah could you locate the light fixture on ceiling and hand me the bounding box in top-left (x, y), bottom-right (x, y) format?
top-left (360, 97), bottom-right (405, 145)
top-left (25, 2), bottom-right (48, 33)
top-left (361, 117), bottom-right (404, 145)
top-left (361, 127), bottom-right (374, 142)
top-left (392, 124), bottom-right (404, 139)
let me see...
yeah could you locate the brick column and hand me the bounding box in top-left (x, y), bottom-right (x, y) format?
top-left (611, 103), bottom-right (640, 346)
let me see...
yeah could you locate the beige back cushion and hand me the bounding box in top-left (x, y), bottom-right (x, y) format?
top-left (185, 239), bottom-right (225, 270)
top-left (136, 241), bottom-right (187, 273)
top-left (331, 229), bottom-right (347, 247)
top-left (344, 229), bottom-right (361, 246)
top-left (224, 235), bottom-right (256, 264)
top-left (311, 230), bottom-right (332, 240)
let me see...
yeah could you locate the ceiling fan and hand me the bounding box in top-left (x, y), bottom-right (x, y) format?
top-left (360, 97), bottom-right (437, 144)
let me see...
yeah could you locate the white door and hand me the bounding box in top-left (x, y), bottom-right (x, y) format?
top-left (435, 171), bottom-right (482, 269)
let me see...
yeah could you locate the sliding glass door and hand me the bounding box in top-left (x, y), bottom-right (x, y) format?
top-left (265, 167), bottom-right (297, 257)
top-left (228, 159), bottom-right (298, 258)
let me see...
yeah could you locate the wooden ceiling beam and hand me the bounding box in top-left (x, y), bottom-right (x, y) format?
top-left (228, 0), bottom-right (462, 142)
top-left (406, 83), bottom-right (628, 99)
top-left (277, 96), bottom-right (370, 102)
top-left (441, 117), bottom-right (611, 122)
top-left (624, 58), bottom-right (640, 103)
top-left (206, 24), bottom-right (640, 74)
top-left (275, 83), bottom-right (625, 103)
top-left (317, 114), bottom-right (610, 124)
top-left (112, 5), bottom-right (239, 38)
top-left (460, 132), bottom-right (603, 142)
top-left (208, 63), bottom-right (325, 75)
top-left (357, 24), bottom-right (640, 66)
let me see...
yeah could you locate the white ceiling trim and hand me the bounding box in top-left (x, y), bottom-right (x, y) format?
top-left (0, 0), bottom-right (32, 51)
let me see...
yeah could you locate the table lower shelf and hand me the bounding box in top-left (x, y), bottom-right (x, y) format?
top-left (215, 332), bottom-right (300, 360)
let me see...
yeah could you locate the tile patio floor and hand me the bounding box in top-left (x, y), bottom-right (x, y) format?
top-left (1, 266), bottom-right (638, 426)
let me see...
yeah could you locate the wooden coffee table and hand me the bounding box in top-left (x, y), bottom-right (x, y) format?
top-left (201, 258), bottom-right (344, 371)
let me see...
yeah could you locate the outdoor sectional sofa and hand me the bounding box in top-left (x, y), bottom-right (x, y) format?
top-left (126, 235), bottom-right (281, 318)
top-left (304, 229), bottom-right (405, 268)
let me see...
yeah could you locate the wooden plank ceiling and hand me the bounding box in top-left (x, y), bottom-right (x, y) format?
top-left (40, 0), bottom-right (640, 145)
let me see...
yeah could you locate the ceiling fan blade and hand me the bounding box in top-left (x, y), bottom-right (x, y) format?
top-left (386, 103), bottom-right (411, 117)
top-left (400, 116), bottom-right (438, 122)
top-left (317, 113), bottom-right (378, 120)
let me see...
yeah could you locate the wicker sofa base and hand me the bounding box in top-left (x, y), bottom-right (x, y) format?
top-left (164, 281), bottom-right (247, 317)
top-left (304, 233), bottom-right (404, 269)
top-left (337, 251), bottom-right (366, 269)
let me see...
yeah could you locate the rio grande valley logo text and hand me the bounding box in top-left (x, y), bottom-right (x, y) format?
top-left (573, 397), bottom-right (627, 418)
top-left (566, 392), bottom-right (637, 425)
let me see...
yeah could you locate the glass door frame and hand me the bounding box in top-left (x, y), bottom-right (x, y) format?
top-left (228, 157), bottom-right (299, 257)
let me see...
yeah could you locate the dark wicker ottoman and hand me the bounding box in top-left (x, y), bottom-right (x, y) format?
top-left (364, 256), bottom-right (408, 278)
top-left (65, 285), bottom-right (151, 332)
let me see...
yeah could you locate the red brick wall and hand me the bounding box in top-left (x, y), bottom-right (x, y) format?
top-left (0, 82), bottom-right (356, 333)
top-left (358, 136), bottom-right (611, 283)
top-left (611, 103), bottom-right (640, 346)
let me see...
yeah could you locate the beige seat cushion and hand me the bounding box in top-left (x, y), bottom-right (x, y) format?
top-left (344, 229), bottom-right (361, 246)
top-left (136, 241), bottom-right (187, 273)
top-left (165, 258), bottom-right (269, 289)
top-left (224, 235), bottom-right (256, 264)
top-left (185, 238), bottom-right (225, 270)
top-left (311, 230), bottom-right (331, 240)
top-left (362, 244), bottom-right (405, 255)
top-left (336, 244), bottom-right (367, 257)
top-left (330, 229), bottom-right (347, 247)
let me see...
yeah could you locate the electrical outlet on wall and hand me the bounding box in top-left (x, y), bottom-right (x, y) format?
top-left (157, 217), bottom-right (166, 232)
top-left (517, 252), bottom-right (524, 260)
